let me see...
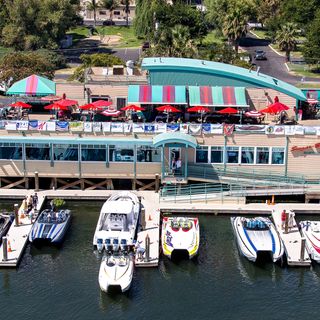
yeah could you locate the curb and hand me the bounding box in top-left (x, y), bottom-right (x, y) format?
top-left (249, 30), bottom-right (261, 39)
top-left (285, 62), bottom-right (290, 71)
top-left (249, 31), bottom-right (285, 57)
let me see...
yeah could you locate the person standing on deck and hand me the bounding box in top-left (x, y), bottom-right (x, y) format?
top-left (32, 193), bottom-right (38, 210)
top-left (281, 210), bottom-right (286, 230)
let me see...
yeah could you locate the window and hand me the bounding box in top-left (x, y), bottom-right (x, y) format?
top-left (26, 143), bottom-right (50, 160)
top-left (53, 144), bottom-right (78, 161)
top-left (81, 145), bottom-right (106, 162)
top-left (116, 97), bottom-right (126, 110)
top-left (137, 146), bottom-right (161, 162)
top-left (109, 145), bottom-right (134, 162)
top-left (210, 146), bottom-right (223, 163)
top-left (256, 147), bottom-right (270, 164)
top-left (272, 147), bottom-right (285, 165)
top-left (0, 143), bottom-right (22, 160)
top-left (241, 147), bottom-right (254, 164)
top-left (226, 147), bottom-right (239, 164)
top-left (114, 10), bottom-right (120, 15)
top-left (196, 146), bottom-right (208, 163)
top-left (99, 10), bottom-right (106, 15)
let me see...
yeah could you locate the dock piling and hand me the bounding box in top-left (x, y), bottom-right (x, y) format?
top-left (300, 237), bottom-right (306, 261)
top-left (145, 234), bottom-right (150, 262)
top-left (14, 204), bottom-right (19, 226)
top-left (34, 171), bottom-right (39, 192)
top-left (2, 237), bottom-right (7, 261)
top-left (285, 211), bottom-right (289, 234)
top-left (155, 174), bottom-right (160, 193)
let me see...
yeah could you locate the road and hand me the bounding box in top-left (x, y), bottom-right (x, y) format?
top-left (240, 33), bottom-right (319, 84)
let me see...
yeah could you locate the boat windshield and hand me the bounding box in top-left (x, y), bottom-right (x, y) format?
top-left (38, 210), bottom-right (67, 224)
top-left (245, 219), bottom-right (268, 230)
top-left (170, 218), bottom-right (192, 231)
top-left (106, 213), bottom-right (128, 231)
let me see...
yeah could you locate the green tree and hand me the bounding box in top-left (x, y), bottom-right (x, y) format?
top-left (0, 51), bottom-right (57, 85)
top-left (87, 0), bottom-right (99, 27)
top-left (120, 0), bottom-right (131, 27)
top-left (1, 0), bottom-right (79, 50)
top-left (255, 0), bottom-right (282, 27)
top-left (303, 10), bottom-right (320, 67)
top-left (275, 22), bottom-right (298, 62)
top-left (100, 0), bottom-right (120, 22)
top-left (223, 7), bottom-right (249, 53)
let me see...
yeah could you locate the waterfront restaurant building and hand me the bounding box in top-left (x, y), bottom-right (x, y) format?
top-left (1, 58), bottom-right (319, 190)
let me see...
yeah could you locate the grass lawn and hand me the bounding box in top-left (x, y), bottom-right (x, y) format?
top-left (288, 63), bottom-right (320, 78)
top-left (296, 82), bottom-right (320, 88)
top-left (251, 29), bottom-right (269, 40)
top-left (68, 25), bottom-right (143, 48)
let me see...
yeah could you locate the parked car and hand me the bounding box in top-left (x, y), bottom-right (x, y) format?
top-left (254, 50), bottom-right (267, 60)
top-left (141, 42), bottom-right (150, 51)
top-left (102, 20), bottom-right (115, 26)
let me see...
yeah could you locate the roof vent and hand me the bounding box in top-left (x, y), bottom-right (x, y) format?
top-left (202, 61), bottom-right (205, 65)
top-left (256, 66), bottom-right (260, 75)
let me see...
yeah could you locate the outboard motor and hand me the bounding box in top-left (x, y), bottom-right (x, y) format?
top-left (97, 238), bottom-right (104, 253)
top-left (120, 239), bottom-right (128, 253)
top-left (113, 238), bottom-right (119, 252)
top-left (105, 238), bottom-right (113, 254)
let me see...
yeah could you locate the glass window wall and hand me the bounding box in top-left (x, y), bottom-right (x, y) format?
top-left (241, 147), bottom-right (254, 164)
top-left (256, 147), bottom-right (270, 164)
top-left (196, 146), bottom-right (208, 163)
top-left (271, 147), bottom-right (285, 164)
top-left (137, 146), bottom-right (161, 162)
top-left (26, 143), bottom-right (50, 160)
top-left (210, 146), bottom-right (223, 163)
top-left (81, 144), bottom-right (106, 162)
top-left (0, 143), bottom-right (22, 160)
top-left (226, 147), bottom-right (239, 164)
top-left (109, 145), bottom-right (134, 162)
top-left (53, 144), bottom-right (78, 161)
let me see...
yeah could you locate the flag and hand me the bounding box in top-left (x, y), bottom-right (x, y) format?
top-left (155, 123), bottom-right (166, 133)
top-left (223, 124), bottom-right (235, 136)
top-left (294, 126), bottom-right (304, 135)
top-left (265, 126), bottom-right (275, 134)
top-left (37, 121), bottom-right (47, 131)
top-left (84, 122), bottom-right (92, 132)
top-left (189, 124), bottom-right (202, 135)
top-left (102, 122), bottom-right (111, 132)
top-left (123, 123), bottom-right (132, 133)
top-left (93, 122), bottom-right (102, 132)
top-left (69, 122), bottom-right (84, 132)
top-left (46, 121), bottom-right (56, 131)
top-left (16, 121), bottom-right (28, 131)
top-left (202, 123), bottom-right (211, 134)
top-left (5, 121), bottom-right (17, 131)
top-left (144, 124), bottom-right (155, 133)
top-left (180, 124), bottom-right (189, 133)
top-left (166, 124), bottom-right (180, 132)
top-left (273, 126), bottom-right (285, 135)
top-left (111, 122), bottom-right (123, 133)
top-left (210, 124), bottom-right (223, 134)
top-left (28, 120), bottom-right (38, 130)
top-left (133, 123), bottom-right (144, 133)
top-left (56, 121), bottom-right (69, 132)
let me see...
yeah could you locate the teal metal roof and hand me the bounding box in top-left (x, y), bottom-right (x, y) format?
top-left (153, 132), bottom-right (197, 148)
top-left (0, 136), bottom-right (153, 146)
top-left (142, 58), bottom-right (306, 101)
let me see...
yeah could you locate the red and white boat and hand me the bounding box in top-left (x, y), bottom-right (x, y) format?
top-left (300, 221), bottom-right (320, 263)
top-left (162, 217), bottom-right (200, 259)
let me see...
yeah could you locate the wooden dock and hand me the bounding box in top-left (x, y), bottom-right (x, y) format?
top-left (135, 192), bottom-right (160, 267)
top-left (0, 193), bottom-right (45, 267)
top-left (272, 209), bottom-right (311, 267)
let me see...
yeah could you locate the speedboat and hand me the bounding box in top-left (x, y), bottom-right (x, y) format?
top-left (93, 192), bottom-right (140, 251)
top-left (29, 209), bottom-right (72, 244)
top-left (300, 221), bottom-right (320, 263)
top-left (98, 254), bottom-right (134, 293)
top-left (0, 213), bottom-right (13, 242)
top-left (162, 217), bottom-right (200, 259)
top-left (231, 217), bottom-right (284, 263)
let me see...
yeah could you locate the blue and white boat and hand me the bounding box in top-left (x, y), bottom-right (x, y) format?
top-left (29, 209), bottom-right (71, 244)
top-left (231, 217), bottom-right (284, 263)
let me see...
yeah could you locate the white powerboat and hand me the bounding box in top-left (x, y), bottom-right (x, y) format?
top-left (162, 216), bottom-right (200, 259)
top-left (29, 209), bottom-right (71, 244)
top-left (93, 192), bottom-right (140, 252)
top-left (98, 254), bottom-right (134, 293)
top-left (300, 221), bottom-right (320, 263)
top-left (231, 217), bottom-right (284, 263)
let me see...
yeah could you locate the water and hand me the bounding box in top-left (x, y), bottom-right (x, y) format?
top-left (0, 200), bottom-right (319, 320)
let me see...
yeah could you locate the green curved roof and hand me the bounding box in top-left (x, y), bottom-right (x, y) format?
top-left (142, 57), bottom-right (306, 101)
top-left (153, 132), bottom-right (197, 148)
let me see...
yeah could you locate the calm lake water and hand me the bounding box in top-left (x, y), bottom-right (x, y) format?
top-left (0, 200), bottom-right (319, 320)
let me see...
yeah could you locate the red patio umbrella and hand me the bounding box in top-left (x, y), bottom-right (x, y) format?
top-left (92, 100), bottom-right (112, 107)
top-left (44, 103), bottom-right (69, 111)
top-left (187, 106), bottom-right (210, 122)
top-left (56, 99), bottom-right (78, 107)
top-left (10, 101), bottom-right (32, 109)
top-left (79, 103), bottom-right (105, 111)
top-left (121, 105), bottom-right (145, 112)
top-left (218, 107), bottom-right (238, 114)
top-left (260, 102), bottom-right (289, 114)
top-left (156, 105), bottom-right (181, 123)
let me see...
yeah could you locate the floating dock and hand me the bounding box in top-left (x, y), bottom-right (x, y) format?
top-left (272, 209), bottom-right (311, 267)
top-left (135, 193), bottom-right (160, 267)
top-left (0, 193), bottom-right (45, 267)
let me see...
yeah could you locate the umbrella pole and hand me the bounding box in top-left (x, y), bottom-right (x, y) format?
top-left (167, 113), bottom-right (169, 123)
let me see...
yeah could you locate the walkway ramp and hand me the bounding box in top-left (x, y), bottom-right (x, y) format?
top-left (135, 192), bottom-right (160, 267)
top-left (272, 209), bottom-right (311, 267)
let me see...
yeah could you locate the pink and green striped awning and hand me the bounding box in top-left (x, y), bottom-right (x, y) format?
top-left (6, 74), bottom-right (56, 96)
top-left (128, 85), bottom-right (187, 105)
top-left (188, 86), bottom-right (248, 107)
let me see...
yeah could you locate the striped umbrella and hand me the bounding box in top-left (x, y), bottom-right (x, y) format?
top-left (244, 110), bottom-right (264, 118)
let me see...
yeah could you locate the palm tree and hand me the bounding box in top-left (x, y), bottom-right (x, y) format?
top-left (276, 23), bottom-right (298, 62)
top-left (87, 0), bottom-right (99, 27)
top-left (100, 0), bottom-right (120, 22)
top-left (171, 25), bottom-right (197, 58)
top-left (222, 8), bottom-right (248, 53)
top-left (121, 0), bottom-right (130, 27)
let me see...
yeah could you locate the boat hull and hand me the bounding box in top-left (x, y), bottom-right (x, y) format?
top-left (98, 255), bottom-right (134, 293)
top-left (300, 221), bottom-right (320, 263)
top-left (0, 214), bottom-right (12, 242)
top-left (162, 217), bottom-right (200, 260)
top-left (231, 217), bottom-right (284, 263)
